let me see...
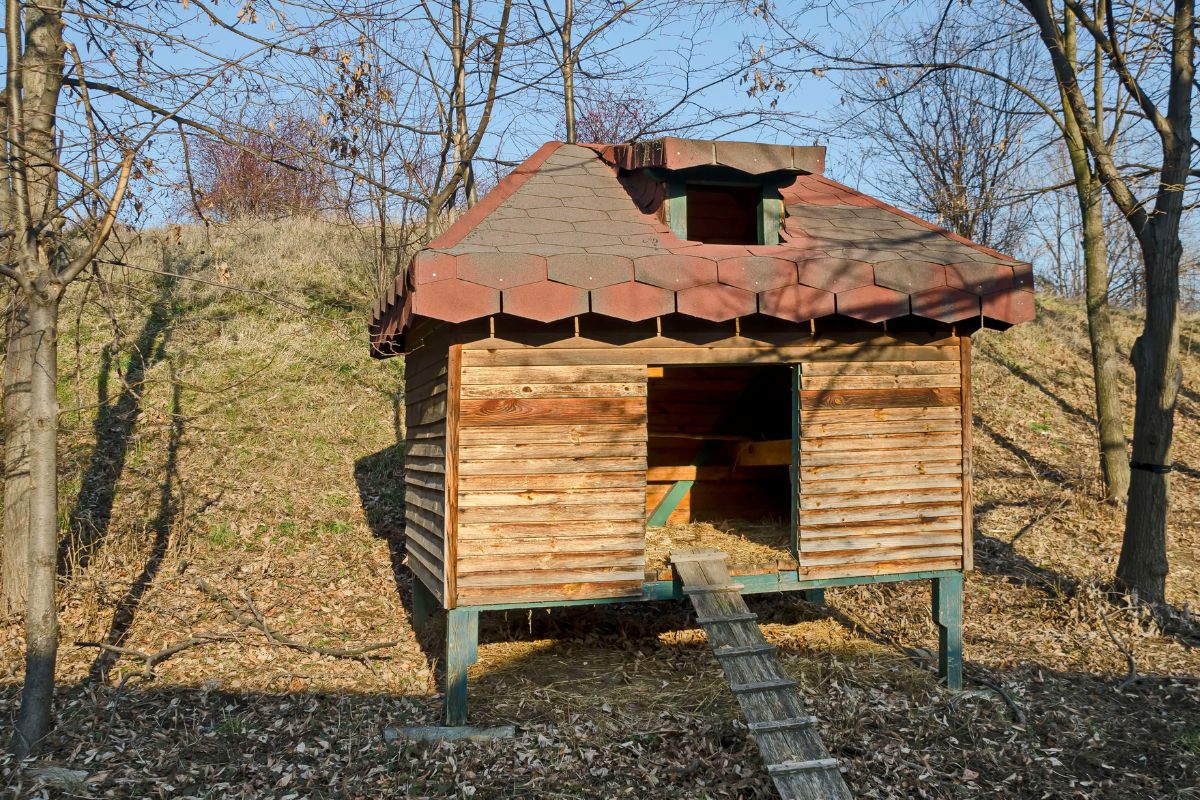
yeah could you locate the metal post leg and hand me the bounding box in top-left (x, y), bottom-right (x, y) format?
top-left (932, 573), bottom-right (963, 690)
top-left (411, 576), bottom-right (438, 633)
top-left (445, 607), bottom-right (479, 725)
top-left (800, 588), bottom-right (826, 606)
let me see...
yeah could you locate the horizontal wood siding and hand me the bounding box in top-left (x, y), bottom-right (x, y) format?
top-left (404, 343), bottom-right (450, 604)
top-left (455, 363), bottom-right (647, 605)
top-left (796, 350), bottom-right (966, 579)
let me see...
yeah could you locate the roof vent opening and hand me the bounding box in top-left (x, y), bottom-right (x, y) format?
top-left (685, 183), bottom-right (761, 245)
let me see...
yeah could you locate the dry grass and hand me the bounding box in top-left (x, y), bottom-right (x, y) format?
top-left (0, 223), bottom-right (1198, 798)
top-left (645, 520), bottom-right (795, 575)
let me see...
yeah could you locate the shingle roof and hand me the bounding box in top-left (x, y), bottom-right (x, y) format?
top-left (369, 140), bottom-right (1034, 354)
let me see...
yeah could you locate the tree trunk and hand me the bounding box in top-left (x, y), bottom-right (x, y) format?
top-left (1083, 204), bottom-right (1130, 503)
top-left (11, 297), bottom-right (59, 758)
top-left (1117, 223), bottom-right (1182, 604)
top-left (1, 287), bottom-right (34, 614)
top-left (1059, 6), bottom-right (1130, 503)
top-left (561, 0), bottom-right (575, 144)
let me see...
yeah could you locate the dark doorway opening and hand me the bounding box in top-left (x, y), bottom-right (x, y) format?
top-left (685, 183), bottom-right (761, 245)
top-left (644, 364), bottom-right (795, 576)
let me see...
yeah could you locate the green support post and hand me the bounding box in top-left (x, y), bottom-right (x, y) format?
top-left (800, 588), bottom-right (825, 606)
top-left (411, 577), bottom-right (438, 633)
top-left (932, 573), bottom-right (963, 690)
top-left (445, 607), bottom-right (479, 725)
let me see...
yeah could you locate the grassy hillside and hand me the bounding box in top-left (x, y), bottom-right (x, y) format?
top-left (1, 220), bottom-right (1198, 798)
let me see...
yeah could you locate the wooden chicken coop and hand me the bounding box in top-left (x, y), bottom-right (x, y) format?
top-left (368, 138), bottom-right (1035, 725)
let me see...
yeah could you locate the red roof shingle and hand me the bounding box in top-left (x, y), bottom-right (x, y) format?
top-left (369, 138), bottom-right (1035, 353)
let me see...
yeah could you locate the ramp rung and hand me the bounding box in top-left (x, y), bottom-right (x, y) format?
top-left (730, 678), bottom-right (797, 694)
top-left (695, 611), bottom-right (758, 625)
top-left (714, 643), bottom-right (777, 659)
top-left (748, 716), bottom-right (818, 734)
top-left (767, 757), bottom-right (840, 776)
top-left (670, 551), bottom-right (728, 563)
top-left (683, 583), bottom-right (744, 595)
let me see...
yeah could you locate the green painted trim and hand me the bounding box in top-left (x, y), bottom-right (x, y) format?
top-left (665, 170), bottom-right (786, 246)
top-left (790, 364), bottom-right (800, 560)
top-left (761, 184), bottom-right (782, 245)
top-left (667, 178), bottom-right (687, 240)
top-left (647, 479), bottom-right (694, 527)
top-left (667, 165), bottom-right (763, 184)
top-left (646, 438), bottom-right (723, 527)
top-left (410, 576), bottom-right (438, 633)
top-left (439, 570), bottom-right (962, 723)
top-left (445, 607), bottom-right (479, 725)
top-left (800, 588), bottom-right (825, 606)
top-left (461, 570), bottom-right (961, 612)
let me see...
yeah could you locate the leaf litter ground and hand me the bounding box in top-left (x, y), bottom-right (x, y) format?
top-left (1, 228), bottom-right (1198, 798)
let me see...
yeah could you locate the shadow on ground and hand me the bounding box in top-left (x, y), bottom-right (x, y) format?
top-left (61, 262), bottom-right (182, 575)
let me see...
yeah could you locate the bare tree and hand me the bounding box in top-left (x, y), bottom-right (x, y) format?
top-left (575, 85), bottom-right (657, 143)
top-left (840, 35), bottom-right (1037, 255)
top-left (0, 0), bottom-right (345, 754)
top-left (763, 0), bottom-right (1194, 601)
top-left (190, 112), bottom-right (335, 220)
top-left (322, 0), bottom-right (516, 281)
top-left (1014, 0), bottom-right (1194, 604)
top-left (3, 0), bottom-right (136, 755)
top-left (521, 0), bottom-right (662, 143)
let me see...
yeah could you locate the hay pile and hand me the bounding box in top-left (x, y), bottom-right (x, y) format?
top-left (645, 519), bottom-right (796, 576)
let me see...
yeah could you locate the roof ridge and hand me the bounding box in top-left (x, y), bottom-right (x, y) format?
top-left (368, 142), bottom-right (564, 333)
top-left (806, 175), bottom-right (1024, 265)
top-left (426, 141), bottom-right (565, 251)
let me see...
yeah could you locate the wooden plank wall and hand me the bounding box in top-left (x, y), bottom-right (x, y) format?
top-left (404, 342), bottom-right (451, 603)
top-left (453, 360), bottom-right (649, 605)
top-left (795, 343), bottom-right (967, 580)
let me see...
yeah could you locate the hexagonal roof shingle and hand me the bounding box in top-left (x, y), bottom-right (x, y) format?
top-left (369, 139), bottom-right (1034, 354)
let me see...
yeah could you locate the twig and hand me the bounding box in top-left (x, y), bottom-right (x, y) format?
top-left (193, 577), bottom-right (399, 658)
top-left (75, 633), bottom-right (231, 679)
top-left (967, 674), bottom-right (1027, 724)
top-left (1115, 674), bottom-right (1200, 687)
top-left (1010, 496), bottom-right (1072, 544)
top-left (1099, 611), bottom-right (1140, 690)
top-left (833, 605), bottom-right (1028, 722)
top-left (75, 634), bottom-right (230, 738)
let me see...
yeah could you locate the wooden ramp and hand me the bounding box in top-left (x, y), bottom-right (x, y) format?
top-left (671, 548), bottom-right (853, 800)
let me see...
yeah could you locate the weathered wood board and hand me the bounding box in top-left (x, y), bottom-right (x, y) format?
top-left (454, 363), bottom-right (648, 605)
top-left (795, 349), bottom-right (969, 580)
top-left (403, 340), bottom-right (451, 604)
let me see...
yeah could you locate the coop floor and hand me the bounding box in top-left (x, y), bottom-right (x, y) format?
top-left (644, 519), bottom-right (797, 580)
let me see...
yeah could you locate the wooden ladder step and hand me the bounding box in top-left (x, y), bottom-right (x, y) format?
top-left (670, 551), bottom-right (729, 563)
top-left (730, 677), bottom-right (798, 694)
top-left (767, 758), bottom-right (841, 777)
top-left (695, 611), bottom-right (758, 625)
top-left (714, 643), bottom-right (777, 659)
top-left (673, 546), bottom-right (852, 798)
top-left (748, 716), bottom-right (819, 734)
top-left (683, 583), bottom-right (745, 595)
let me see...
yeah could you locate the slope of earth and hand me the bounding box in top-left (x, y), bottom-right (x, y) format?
top-left (1, 221), bottom-right (1197, 799)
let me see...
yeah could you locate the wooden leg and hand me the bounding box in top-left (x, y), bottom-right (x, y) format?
top-left (932, 573), bottom-right (963, 690)
top-left (411, 576), bottom-right (438, 633)
top-left (800, 588), bottom-right (825, 606)
top-left (445, 607), bottom-right (479, 726)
